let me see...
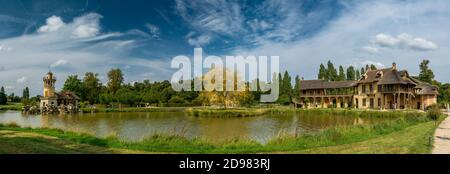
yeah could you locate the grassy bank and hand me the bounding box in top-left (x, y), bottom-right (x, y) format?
top-left (0, 103), bottom-right (22, 111)
top-left (0, 114), bottom-right (439, 154)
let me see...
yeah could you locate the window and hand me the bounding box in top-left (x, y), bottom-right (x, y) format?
top-left (356, 99), bottom-right (359, 108)
top-left (370, 85), bottom-right (374, 93)
top-left (362, 85), bottom-right (366, 93)
top-left (378, 98), bottom-right (381, 108)
top-left (362, 98), bottom-right (367, 107)
top-left (378, 85), bottom-right (382, 92)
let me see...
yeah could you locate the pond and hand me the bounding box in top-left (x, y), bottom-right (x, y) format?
top-left (0, 110), bottom-right (392, 144)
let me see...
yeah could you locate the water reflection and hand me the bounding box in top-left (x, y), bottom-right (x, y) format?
top-left (0, 110), bottom-right (390, 144)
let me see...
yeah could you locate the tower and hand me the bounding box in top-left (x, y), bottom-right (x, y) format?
top-left (43, 71), bottom-right (56, 97)
top-left (40, 71), bottom-right (58, 110)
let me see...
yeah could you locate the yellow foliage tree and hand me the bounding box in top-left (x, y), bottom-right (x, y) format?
top-left (198, 66), bottom-right (253, 108)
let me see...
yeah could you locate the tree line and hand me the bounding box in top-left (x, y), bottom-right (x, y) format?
top-left (318, 60), bottom-right (378, 82)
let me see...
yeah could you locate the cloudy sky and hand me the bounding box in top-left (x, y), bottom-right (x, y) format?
top-left (0, 0), bottom-right (449, 96)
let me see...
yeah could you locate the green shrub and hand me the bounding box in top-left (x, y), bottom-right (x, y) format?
top-left (427, 104), bottom-right (441, 121)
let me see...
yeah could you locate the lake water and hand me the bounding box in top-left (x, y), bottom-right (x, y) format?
top-left (0, 110), bottom-right (390, 143)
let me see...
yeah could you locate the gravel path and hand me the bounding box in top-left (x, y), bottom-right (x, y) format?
top-left (432, 112), bottom-right (450, 154)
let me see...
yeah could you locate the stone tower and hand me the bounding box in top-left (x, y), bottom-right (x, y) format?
top-left (40, 71), bottom-right (58, 110)
top-left (43, 71), bottom-right (56, 97)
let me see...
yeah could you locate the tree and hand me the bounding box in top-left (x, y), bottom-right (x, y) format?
top-left (83, 72), bottom-right (101, 104)
top-left (0, 86), bottom-right (5, 94)
top-left (346, 66), bottom-right (356, 80)
top-left (370, 64), bottom-right (377, 70)
top-left (63, 75), bottom-right (85, 100)
top-left (318, 64), bottom-right (326, 80)
top-left (107, 68), bottom-right (124, 94)
top-left (281, 71), bottom-right (293, 98)
top-left (418, 60), bottom-right (435, 84)
top-left (293, 75), bottom-right (301, 98)
top-left (355, 69), bottom-right (361, 80)
top-left (360, 67), bottom-right (365, 76)
top-left (327, 61), bottom-right (338, 81)
top-left (0, 92), bottom-right (6, 105)
top-left (338, 66), bottom-right (346, 81)
top-left (22, 87), bottom-right (30, 100)
top-left (365, 64), bottom-right (370, 72)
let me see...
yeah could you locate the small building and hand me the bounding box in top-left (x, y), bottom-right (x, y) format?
top-left (296, 63), bottom-right (439, 110)
top-left (40, 71), bottom-right (80, 113)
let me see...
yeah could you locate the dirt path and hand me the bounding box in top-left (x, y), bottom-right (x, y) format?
top-left (432, 112), bottom-right (450, 154)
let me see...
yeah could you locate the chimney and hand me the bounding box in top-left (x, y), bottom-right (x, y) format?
top-left (392, 62), bottom-right (397, 70)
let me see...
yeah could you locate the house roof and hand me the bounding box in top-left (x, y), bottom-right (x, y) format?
top-left (409, 77), bottom-right (439, 95)
top-left (359, 68), bottom-right (416, 85)
top-left (300, 80), bottom-right (357, 90)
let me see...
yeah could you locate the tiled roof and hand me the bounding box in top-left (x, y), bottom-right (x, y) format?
top-left (300, 80), bottom-right (357, 90)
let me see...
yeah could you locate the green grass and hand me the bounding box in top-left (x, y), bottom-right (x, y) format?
top-left (0, 113), bottom-right (438, 154)
top-left (0, 103), bottom-right (23, 111)
top-left (295, 120), bottom-right (441, 154)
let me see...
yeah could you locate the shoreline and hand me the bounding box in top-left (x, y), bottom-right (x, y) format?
top-left (0, 114), bottom-right (438, 154)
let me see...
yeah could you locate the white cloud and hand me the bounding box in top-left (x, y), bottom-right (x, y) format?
top-left (248, 19), bottom-right (273, 32)
top-left (186, 33), bottom-right (211, 46)
top-left (373, 33), bottom-right (438, 51)
top-left (50, 59), bottom-right (69, 68)
top-left (38, 16), bottom-right (65, 33)
top-left (175, 0), bottom-right (245, 36)
top-left (145, 23), bottom-right (160, 38)
top-left (16, 76), bottom-right (28, 83)
top-left (0, 45), bottom-right (12, 52)
top-left (360, 60), bottom-right (385, 68)
top-left (71, 13), bottom-right (102, 38)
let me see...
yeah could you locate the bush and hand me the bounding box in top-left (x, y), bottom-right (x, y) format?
top-left (427, 104), bottom-right (441, 121)
top-left (277, 94), bottom-right (291, 105)
top-left (168, 96), bottom-right (186, 104)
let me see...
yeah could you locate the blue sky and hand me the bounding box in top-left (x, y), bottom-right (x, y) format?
top-left (1, 0), bottom-right (450, 96)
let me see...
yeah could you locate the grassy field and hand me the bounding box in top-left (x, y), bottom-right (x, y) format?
top-left (0, 113), bottom-right (441, 154)
top-left (0, 103), bottom-right (22, 111)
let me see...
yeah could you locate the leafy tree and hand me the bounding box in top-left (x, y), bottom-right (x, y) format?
top-left (370, 64), bottom-right (377, 70)
top-left (327, 61), bottom-right (338, 81)
top-left (107, 68), bottom-right (124, 94)
top-left (63, 75), bottom-right (85, 100)
top-left (360, 67), bottom-right (365, 76)
top-left (281, 71), bottom-right (293, 98)
top-left (318, 64), bottom-right (326, 80)
top-left (338, 66), bottom-right (346, 81)
top-left (346, 66), bottom-right (356, 80)
top-left (83, 72), bottom-right (101, 104)
top-left (0, 86), bottom-right (4, 94)
top-left (0, 92), bottom-right (6, 105)
top-left (355, 69), bottom-right (361, 80)
top-left (168, 96), bottom-right (186, 105)
top-left (293, 75), bottom-right (301, 98)
top-left (365, 64), bottom-right (370, 72)
top-left (22, 87), bottom-right (30, 99)
top-left (418, 60), bottom-right (435, 84)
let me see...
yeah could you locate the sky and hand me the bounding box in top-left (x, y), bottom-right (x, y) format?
top-left (1, 0), bottom-right (450, 96)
